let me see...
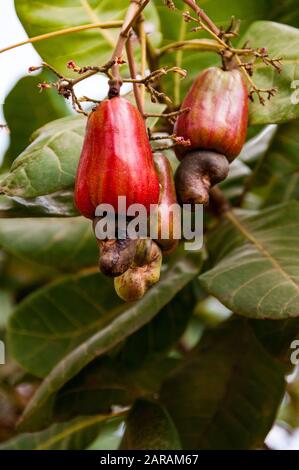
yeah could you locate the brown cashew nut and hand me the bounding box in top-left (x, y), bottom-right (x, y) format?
top-left (175, 150), bottom-right (229, 207)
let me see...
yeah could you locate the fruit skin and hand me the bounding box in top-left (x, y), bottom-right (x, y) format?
top-left (152, 153), bottom-right (180, 255)
top-left (114, 239), bottom-right (162, 302)
top-left (75, 96), bottom-right (160, 220)
top-left (175, 150), bottom-right (229, 206)
top-left (174, 67), bottom-right (248, 162)
top-left (97, 238), bottom-right (138, 278)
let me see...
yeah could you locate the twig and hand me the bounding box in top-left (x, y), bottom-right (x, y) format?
top-left (145, 107), bottom-right (190, 125)
top-left (182, 0), bottom-right (220, 35)
top-left (0, 22), bottom-right (122, 54)
top-left (174, 3), bottom-right (188, 105)
top-left (159, 38), bottom-right (221, 56)
top-left (109, 0), bottom-right (151, 95)
top-left (144, 108), bottom-right (190, 119)
top-left (137, 14), bottom-right (147, 106)
top-left (179, 4), bottom-right (281, 104)
top-left (125, 33), bottom-right (144, 115)
top-left (122, 66), bottom-right (186, 107)
top-left (150, 132), bottom-right (191, 148)
top-left (152, 143), bottom-right (178, 152)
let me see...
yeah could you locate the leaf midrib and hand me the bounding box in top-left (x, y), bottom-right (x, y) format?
top-left (79, 0), bottom-right (115, 47)
top-left (35, 412), bottom-right (123, 450)
top-left (226, 210), bottom-right (299, 293)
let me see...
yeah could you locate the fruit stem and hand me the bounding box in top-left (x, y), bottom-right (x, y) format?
top-left (109, 0), bottom-right (151, 95)
top-left (0, 21), bottom-right (123, 55)
top-left (125, 33), bottom-right (144, 115)
top-left (136, 14), bottom-right (147, 107)
top-left (174, 3), bottom-right (188, 106)
top-left (158, 39), bottom-right (221, 56)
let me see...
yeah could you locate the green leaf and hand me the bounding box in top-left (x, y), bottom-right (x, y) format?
top-left (0, 191), bottom-right (78, 218)
top-left (0, 414), bottom-right (119, 450)
top-left (160, 318), bottom-right (286, 450)
top-left (9, 272), bottom-right (122, 378)
top-left (0, 290), bottom-right (13, 328)
top-left (119, 283), bottom-right (196, 367)
top-left (0, 217), bottom-right (97, 271)
top-left (240, 21), bottom-right (299, 125)
top-left (9, 250), bottom-right (201, 431)
top-left (87, 417), bottom-right (123, 450)
top-left (251, 317), bottom-right (299, 367)
top-left (249, 121), bottom-right (299, 207)
top-left (50, 284), bottom-right (194, 422)
top-left (53, 356), bottom-right (179, 422)
top-left (0, 115), bottom-right (85, 198)
top-left (271, 0), bottom-right (299, 27)
top-left (200, 202), bottom-right (299, 319)
top-left (3, 72), bottom-right (70, 169)
top-left (15, 0), bottom-right (160, 73)
top-left (120, 399), bottom-right (181, 450)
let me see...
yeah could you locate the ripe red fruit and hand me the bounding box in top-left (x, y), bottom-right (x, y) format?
top-left (174, 67), bottom-right (248, 162)
top-left (75, 97), bottom-right (160, 219)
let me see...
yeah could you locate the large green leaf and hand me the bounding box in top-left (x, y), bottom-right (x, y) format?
top-left (120, 399), bottom-right (181, 450)
top-left (15, 0), bottom-right (160, 73)
top-left (30, 284), bottom-right (190, 424)
top-left (9, 250), bottom-right (201, 431)
top-left (3, 72), bottom-right (70, 169)
top-left (200, 202), bottom-right (299, 319)
top-left (9, 272), bottom-right (123, 378)
top-left (50, 284), bottom-right (195, 422)
top-left (0, 414), bottom-right (119, 450)
top-left (160, 318), bottom-right (286, 450)
top-left (240, 22), bottom-right (299, 125)
top-left (0, 115), bottom-right (85, 198)
top-left (249, 121), bottom-right (299, 207)
top-left (0, 217), bottom-right (97, 271)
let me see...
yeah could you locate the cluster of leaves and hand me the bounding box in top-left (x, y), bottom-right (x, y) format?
top-left (1, 0), bottom-right (299, 450)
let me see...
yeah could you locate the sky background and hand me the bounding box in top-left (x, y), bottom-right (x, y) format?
top-left (0, 0), bottom-right (299, 450)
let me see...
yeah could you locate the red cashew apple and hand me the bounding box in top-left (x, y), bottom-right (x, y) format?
top-left (174, 67), bottom-right (248, 162)
top-left (75, 96), bottom-right (160, 219)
